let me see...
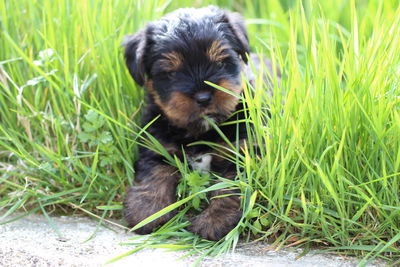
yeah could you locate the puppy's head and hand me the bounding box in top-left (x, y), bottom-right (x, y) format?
top-left (124, 6), bottom-right (249, 134)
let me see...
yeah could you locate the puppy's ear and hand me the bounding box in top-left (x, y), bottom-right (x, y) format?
top-left (122, 29), bottom-right (147, 86)
top-left (224, 12), bottom-right (250, 63)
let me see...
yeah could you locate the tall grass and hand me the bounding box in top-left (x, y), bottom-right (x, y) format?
top-left (1, 0), bottom-right (399, 264)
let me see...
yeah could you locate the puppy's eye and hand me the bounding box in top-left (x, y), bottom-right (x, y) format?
top-left (167, 71), bottom-right (176, 78)
top-left (216, 62), bottom-right (226, 68)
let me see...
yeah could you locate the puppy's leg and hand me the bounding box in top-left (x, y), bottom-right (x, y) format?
top-left (189, 153), bottom-right (242, 240)
top-left (189, 187), bottom-right (241, 241)
top-left (124, 159), bottom-right (179, 234)
top-left (189, 140), bottom-right (251, 240)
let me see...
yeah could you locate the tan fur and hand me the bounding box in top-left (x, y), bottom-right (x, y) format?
top-left (146, 79), bottom-right (196, 128)
top-left (159, 51), bottom-right (184, 72)
top-left (163, 91), bottom-right (195, 128)
top-left (146, 78), bottom-right (243, 130)
top-left (145, 79), bottom-right (161, 105)
top-left (207, 40), bottom-right (230, 62)
top-left (213, 79), bottom-right (242, 115)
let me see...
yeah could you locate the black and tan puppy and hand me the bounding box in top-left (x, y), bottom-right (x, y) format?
top-left (123, 6), bottom-right (264, 241)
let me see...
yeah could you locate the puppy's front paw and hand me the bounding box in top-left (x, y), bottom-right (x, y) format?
top-left (124, 185), bottom-right (176, 234)
top-left (188, 208), bottom-right (242, 241)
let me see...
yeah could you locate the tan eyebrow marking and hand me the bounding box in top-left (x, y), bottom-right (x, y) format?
top-left (159, 51), bottom-right (184, 72)
top-left (207, 40), bottom-right (230, 62)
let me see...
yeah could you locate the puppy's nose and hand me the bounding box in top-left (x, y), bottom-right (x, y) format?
top-left (195, 92), bottom-right (212, 106)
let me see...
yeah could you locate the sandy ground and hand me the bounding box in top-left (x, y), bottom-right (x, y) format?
top-left (0, 213), bottom-right (382, 267)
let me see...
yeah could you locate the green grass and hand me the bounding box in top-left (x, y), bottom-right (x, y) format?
top-left (1, 0), bottom-right (400, 265)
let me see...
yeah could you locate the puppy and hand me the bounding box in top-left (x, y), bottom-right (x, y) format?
top-left (123, 6), bottom-right (270, 241)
